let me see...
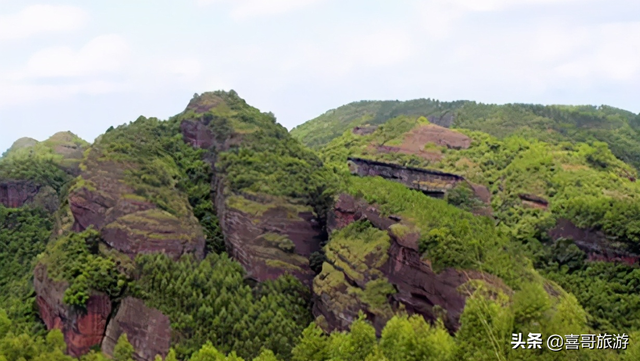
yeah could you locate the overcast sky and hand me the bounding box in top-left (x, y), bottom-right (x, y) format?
top-left (1, 0), bottom-right (639, 151)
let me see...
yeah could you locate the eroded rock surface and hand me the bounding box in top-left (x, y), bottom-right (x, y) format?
top-left (348, 157), bottom-right (464, 196)
top-left (315, 193), bottom-right (501, 334)
top-left (69, 153), bottom-right (205, 260)
top-left (549, 218), bottom-right (639, 265)
top-left (34, 263), bottom-right (112, 357)
top-left (181, 96), bottom-right (324, 286)
top-left (0, 181), bottom-right (40, 208)
top-left (352, 125), bottom-right (378, 136)
top-left (0, 180), bottom-right (59, 212)
top-left (214, 187), bottom-right (322, 286)
top-left (102, 297), bottom-right (171, 361)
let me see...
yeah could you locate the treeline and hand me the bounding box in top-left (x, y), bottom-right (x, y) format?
top-left (132, 253), bottom-right (312, 360)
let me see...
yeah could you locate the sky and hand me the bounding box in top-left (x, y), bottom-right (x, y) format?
top-left (0, 0), bottom-right (639, 151)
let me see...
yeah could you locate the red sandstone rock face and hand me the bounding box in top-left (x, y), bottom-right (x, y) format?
top-left (215, 190), bottom-right (322, 287)
top-left (182, 116), bottom-right (324, 287)
top-left (347, 157), bottom-right (492, 215)
top-left (0, 180), bottom-right (40, 208)
top-left (69, 153), bottom-right (205, 260)
top-left (549, 218), bottom-right (639, 265)
top-left (317, 193), bottom-right (502, 334)
top-left (180, 119), bottom-right (215, 149)
top-left (34, 263), bottom-right (112, 357)
top-left (0, 180), bottom-right (58, 211)
top-left (102, 297), bottom-right (171, 361)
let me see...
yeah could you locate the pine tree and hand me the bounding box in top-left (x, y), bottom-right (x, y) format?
top-left (113, 334), bottom-right (135, 361)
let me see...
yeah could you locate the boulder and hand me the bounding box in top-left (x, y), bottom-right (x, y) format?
top-left (102, 297), bottom-right (171, 361)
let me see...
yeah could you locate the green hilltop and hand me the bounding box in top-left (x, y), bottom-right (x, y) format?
top-left (2, 92), bottom-right (640, 361)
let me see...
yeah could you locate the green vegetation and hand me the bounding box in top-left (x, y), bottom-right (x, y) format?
top-left (88, 114), bottom-right (225, 253)
top-left (321, 115), bottom-right (440, 171)
top-left (0, 132), bottom-right (88, 194)
top-left (0, 317), bottom-right (74, 361)
top-left (454, 103), bottom-right (640, 169)
top-left (0, 206), bottom-right (52, 332)
top-left (38, 229), bottom-right (128, 308)
top-left (132, 253), bottom-right (312, 360)
top-left (200, 91), bottom-right (338, 224)
top-left (4, 92), bottom-right (640, 361)
top-left (294, 99), bottom-right (640, 170)
top-left (291, 99), bottom-right (467, 149)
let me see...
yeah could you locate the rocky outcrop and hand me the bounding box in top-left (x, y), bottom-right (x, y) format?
top-left (34, 263), bottom-right (112, 357)
top-left (549, 219), bottom-right (639, 265)
top-left (370, 124), bottom-right (470, 161)
top-left (352, 125), bottom-right (378, 135)
top-left (102, 298), bottom-right (171, 361)
top-left (214, 192), bottom-right (322, 287)
top-left (519, 193), bottom-right (549, 210)
top-left (402, 124), bottom-right (470, 150)
top-left (180, 119), bottom-right (216, 149)
top-left (347, 157), bottom-right (492, 215)
top-left (0, 180), bottom-right (41, 208)
top-left (382, 230), bottom-right (492, 331)
top-left (0, 180), bottom-right (58, 212)
top-left (348, 157), bottom-right (463, 196)
top-left (69, 155), bottom-right (205, 261)
top-left (427, 113), bottom-right (456, 128)
top-left (315, 194), bottom-right (501, 334)
top-left (181, 104), bottom-right (324, 287)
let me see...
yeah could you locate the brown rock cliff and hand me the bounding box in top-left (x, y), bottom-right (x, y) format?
top-left (34, 263), bottom-right (112, 357)
top-left (102, 297), bottom-right (171, 361)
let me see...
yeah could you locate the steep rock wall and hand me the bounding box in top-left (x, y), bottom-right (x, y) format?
top-left (102, 297), bottom-right (171, 361)
top-left (182, 118), bottom-right (323, 286)
top-left (549, 218), bottom-right (640, 265)
top-left (315, 193), bottom-right (500, 334)
top-left (34, 263), bottom-right (112, 357)
top-left (0, 180), bottom-right (40, 208)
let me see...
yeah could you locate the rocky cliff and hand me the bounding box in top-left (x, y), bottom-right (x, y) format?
top-left (102, 297), bottom-right (171, 361)
top-left (0, 180), bottom-right (41, 208)
top-left (68, 150), bottom-right (205, 260)
top-left (348, 157), bottom-right (464, 196)
top-left (347, 157), bottom-right (492, 215)
top-left (180, 93), bottom-right (324, 286)
top-left (314, 193), bottom-right (502, 335)
top-left (549, 218), bottom-right (640, 265)
top-left (34, 263), bottom-right (112, 357)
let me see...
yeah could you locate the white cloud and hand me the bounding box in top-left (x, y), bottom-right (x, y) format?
top-left (196, 0), bottom-right (324, 19)
top-left (0, 5), bottom-right (89, 41)
top-left (416, 0), bottom-right (582, 39)
top-left (0, 35), bottom-right (131, 107)
top-left (552, 22), bottom-right (640, 82)
top-left (162, 58), bottom-right (203, 79)
top-left (0, 81), bottom-right (126, 108)
top-left (445, 0), bottom-right (580, 12)
top-left (279, 29), bottom-right (414, 80)
top-left (13, 35), bottom-right (130, 79)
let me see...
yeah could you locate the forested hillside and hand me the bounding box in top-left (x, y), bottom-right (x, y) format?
top-left (291, 100), bottom-right (640, 169)
top-left (2, 92), bottom-right (640, 361)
